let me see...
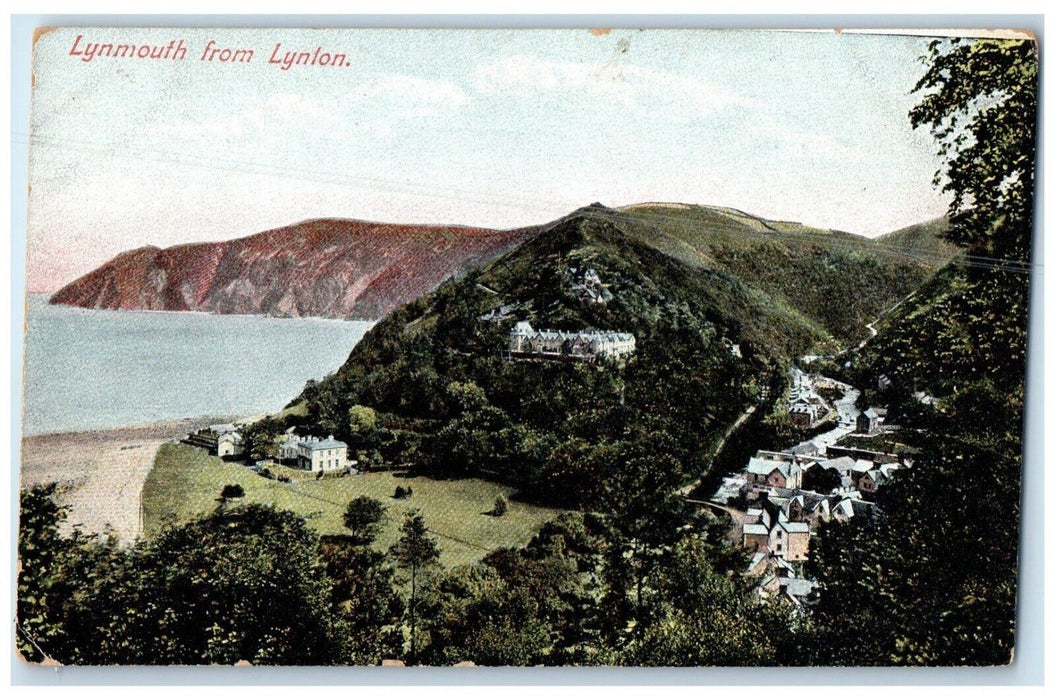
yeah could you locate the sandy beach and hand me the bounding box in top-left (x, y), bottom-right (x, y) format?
top-left (20, 417), bottom-right (235, 543)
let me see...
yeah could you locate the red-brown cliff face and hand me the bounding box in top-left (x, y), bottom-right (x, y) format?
top-left (49, 218), bottom-right (540, 319)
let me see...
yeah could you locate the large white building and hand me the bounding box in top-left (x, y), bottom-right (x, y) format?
top-left (294, 435), bottom-right (351, 474)
top-left (508, 321), bottom-right (636, 362)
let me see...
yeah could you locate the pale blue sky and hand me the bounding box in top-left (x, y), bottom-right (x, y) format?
top-left (27, 27), bottom-right (949, 291)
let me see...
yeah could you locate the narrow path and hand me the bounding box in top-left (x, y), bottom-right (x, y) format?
top-left (678, 404), bottom-right (757, 497)
top-left (838, 291), bottom-right (917, 358)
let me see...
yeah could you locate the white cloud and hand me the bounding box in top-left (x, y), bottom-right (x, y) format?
top-left (472, 55), bottom-right (735, 119)
top-left (346, 74), bottom-right (469, 117)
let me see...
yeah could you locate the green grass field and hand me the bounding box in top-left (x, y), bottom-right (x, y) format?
top-left (142, 444), bottom-right (563, 567)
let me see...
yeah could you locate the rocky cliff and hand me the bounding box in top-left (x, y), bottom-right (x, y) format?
top-left (50, 218), bottom-right (539, 319)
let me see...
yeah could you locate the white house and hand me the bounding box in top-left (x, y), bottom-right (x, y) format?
top-left (296, 435), bottom-right (351, 474)
top-left (217, 431), bottom-right (246, 458)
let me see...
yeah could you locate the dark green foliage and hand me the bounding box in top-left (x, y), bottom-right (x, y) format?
top-left (17, 497), bottom-right (382, 665)
top-left (801, 464), bottom-right (841, 494)
top-left (617, 538), bottom-right (786, 666)
top-left (342, 495), bottom-right (387, 546)
top-left (491, 495), bottom-right (508, 517)
top-left (804, 37), bottom-right (1035, 667)
top-left (910, 38), bottom-right (1037, 262)
top-left (17, 484), bottom-right (111, 663)
top-left (241, 416), bottom-right (284, 461)
top-left (346, 404), bottom-right (379, 451)
top-left (220, 483), bottom-right (245, 500)
top-left (852, 265), bottom-right (1028, 404)
top-left (319, 535), bottom-right (404, 664)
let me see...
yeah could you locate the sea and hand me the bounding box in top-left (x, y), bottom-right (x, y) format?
top-left (20, 295), bottom-right (374, 436)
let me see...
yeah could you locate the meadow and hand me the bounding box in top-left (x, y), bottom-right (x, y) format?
top-left (142, 443), bottom-right (563, 567)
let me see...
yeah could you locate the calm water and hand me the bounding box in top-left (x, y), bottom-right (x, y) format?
top-left (21, 296), bottom-right (374, 435)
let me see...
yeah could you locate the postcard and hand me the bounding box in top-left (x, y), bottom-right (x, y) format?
top-left (16, 26), bottom-right (1037, 668)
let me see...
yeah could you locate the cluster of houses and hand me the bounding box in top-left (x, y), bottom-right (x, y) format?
top-left (741, 446), bottom-right (904, 497)
top-left (564, 267), bottom-right (614, 306)
top-left (787, 372), bottom-right (834, 429)
top-left (508, 321), bottom-right (636, 363)
top-left (182, 423), bottom-right (357, 477)
top-left (707, 382), bottom-right (911, 609)
top-left (182, 423), bottom-right (247, 458)
top-left (747, 551), bottom-right (818, 607)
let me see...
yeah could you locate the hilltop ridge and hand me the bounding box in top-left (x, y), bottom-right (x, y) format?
top-left (49, 203), bottom-right (958, 333)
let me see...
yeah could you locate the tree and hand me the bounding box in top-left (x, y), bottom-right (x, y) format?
top-left (17, 493), bottom-right (355, 665)
top-left (910, 38), bottom-right (1037, 261)
top-left (618, 538), bottom-right (783, 666)
top-left (342, 495), bottom-right (387, 546)
top-left (491, 495), bottom-right (508, 517)
top-left (319, 536), bottom-right (403, 664)
top-left (389, 511), bottom-right (441, 664)
top-left (801, 39), bottom-right (1037, 666)
top-left (242, 416), bottom-right (284, 461)
top-left (601, 433), bottom-right (691, 629)
top-left (219, 484), bottom-right (245, 501)
top-left (347, 405), bottom-right (379, 450)
top-left (802, 465), bottom-right (841, 494)
top-left (16, 484), bottom-right (92, 663)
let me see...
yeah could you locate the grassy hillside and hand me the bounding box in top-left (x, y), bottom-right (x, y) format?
top-left (874, 216), bottom-right (960, 265)
top-left (612, 203), bottom-right (952, 344)
top-left (143, 444), bottom-right (562, 567)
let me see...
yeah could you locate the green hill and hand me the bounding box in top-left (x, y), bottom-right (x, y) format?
top-left (295, 204), bottom-right (828, 508)
top-left (874, 216), bottom-right (960, 266)
top-left (288, 203), bottom-right (957, 509)
top-left (610, 203), bottom-right (948, 345)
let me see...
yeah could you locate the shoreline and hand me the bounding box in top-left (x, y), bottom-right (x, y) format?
top-left (33, 294), bottom-right (379, 325)
top-left (19, 415), bottom-right (251, 543)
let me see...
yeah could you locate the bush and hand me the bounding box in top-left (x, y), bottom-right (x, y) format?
top-left (220, 484), bottom-right (245, 500)
top-left (492, 495), bottom-right (508, 517)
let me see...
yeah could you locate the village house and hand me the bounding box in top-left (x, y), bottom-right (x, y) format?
top-left (786, 373), bottom-right (832, 429)
top-left (217, 431), bottom-right (246, 458)
top-left (182, 423), bottom-right (246, 458)
top-left (279, 435), bottom-right (301, 462)
top-left (742, 496), bottom-right (811, 561)
top-left (857, 464), bottom-right (898, 494)
top-left (294, 435), bottom-right (352, 475)
top-left (478, 304), bottom-right (519, 323)
top-left (567, 267), bottom-right (614, 305)
top-left (508, 321), bottom-right (636, 363)
top-left (856, 407), bottom-right (883, 435)
top-left (743, 450), bottom-right (818, 490)
top-left (789, 402), bottom-right (822, 429)
top-left (745, 455), bottom-right (803, 490)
